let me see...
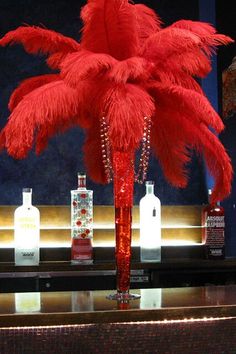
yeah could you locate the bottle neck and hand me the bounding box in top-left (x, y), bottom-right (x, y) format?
top-left (78, 174), bottom-right (86, 190)
top-left (146, 184), bottom-right (154, 195)
top-left (23, 192), bottom-right (32, 206)
top-left (207, 189), bottom-right (221, 208)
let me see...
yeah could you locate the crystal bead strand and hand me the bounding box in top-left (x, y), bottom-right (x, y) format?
top-left (99, 116), bottom-right (113, 183)
top-left (135, 116), bottom-right (152, 184)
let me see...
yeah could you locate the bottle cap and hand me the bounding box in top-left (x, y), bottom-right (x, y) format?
top-left (22, 188), bottom-right (32, 193)
top-left (77, 173), bottom-right (86, 189)
top-left (145, 181), bottom-right (154, 186)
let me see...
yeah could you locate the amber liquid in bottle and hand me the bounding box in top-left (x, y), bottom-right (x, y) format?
top-left (202, 191), bottom-right (225, 259)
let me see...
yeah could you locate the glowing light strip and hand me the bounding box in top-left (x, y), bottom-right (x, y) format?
top-left (0, 224), bottom-right (204, 231)
top-left (161, 240), bottom-right (203, 246)
top-left (0, 225), bottom-right (203, 231)
top-left (0, 239), bottom-right (204, 249)
top-left (0, 316), bottom-right (235, 330)
top-left (95, 240), bottom-right (203, 247)
top-left (121, 316), bottom-right (236, 324)
top-left (0, 242), bottom-right (70, 248)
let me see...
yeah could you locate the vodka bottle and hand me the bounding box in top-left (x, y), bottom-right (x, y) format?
top-left (14, 188), bottom-right (40, 266)
top-left (139, 181), bottom-right (161, 262)
top-left (202, 189), bottom-right (225, 259)
top-left (71, 173), bottom-right (93, 264)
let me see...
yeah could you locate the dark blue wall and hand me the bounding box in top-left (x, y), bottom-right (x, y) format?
top-left (216, 0), bottom-right (236, 256)
top-left (0, 0), bottom-right (215, 206)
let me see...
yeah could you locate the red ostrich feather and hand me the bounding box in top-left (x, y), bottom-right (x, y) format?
top-left (0, 25), bottom-right (80, 69)
top-left (0, 0), bottom-right (234, 204)
top-left (8, 74), bottom-right (60, 112)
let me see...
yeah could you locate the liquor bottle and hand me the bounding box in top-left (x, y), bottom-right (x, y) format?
top-left (139, 181), bottom-right (161, 262)
top-left (202, 189), bottom-right (225, 259)
top-left (71, 173), bottom-right (93, 264)
top-left (14, 188), bottom-right (40, 266)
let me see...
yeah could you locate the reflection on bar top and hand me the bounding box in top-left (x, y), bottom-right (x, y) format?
top-left (0, 286), bottom-right (236, 315)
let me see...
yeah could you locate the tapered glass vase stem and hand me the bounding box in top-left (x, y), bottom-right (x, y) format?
top-left (107, 151), bottom-right (140, 301)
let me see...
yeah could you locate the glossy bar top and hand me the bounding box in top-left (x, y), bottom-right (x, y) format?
top-left (1, 285), bottom-right (236, 327)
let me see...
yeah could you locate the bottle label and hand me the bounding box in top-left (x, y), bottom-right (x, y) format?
top-left (16, 217), bottom-right (37, 230)
top-left (15, 217), bottom-right (39, 248)
top-left (206, 216), bottom-right (225, 228)
top-left (20, 250), bottom-right (35, 259)
top-left (71, 228), bottom-right (92, 239)
top-left (71, 191), bottom-right (93, 234)
top-left (204, 215), bottom-right (225, 259)
top-left (15, 247), bottom-right (39, 265)
top-left (205, 215), bottom-right (225, 246)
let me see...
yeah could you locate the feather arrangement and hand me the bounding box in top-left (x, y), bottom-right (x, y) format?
top-left (0, 0), bottom-right (234, 204)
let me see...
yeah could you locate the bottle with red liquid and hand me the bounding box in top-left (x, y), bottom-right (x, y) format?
top-left (71, 173), bottom-right (93, 264)
top-left (202, 189), bottom-right (225, 259)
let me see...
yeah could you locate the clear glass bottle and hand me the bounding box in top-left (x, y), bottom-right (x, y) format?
top-left (202, 189), bottom-right (225, 259)
top-left (71, 173), bottom-right (93, 264)
top-left (14, 188), bottom-right (40, 266)
top-left (139, 181), bottom-right (161, 262)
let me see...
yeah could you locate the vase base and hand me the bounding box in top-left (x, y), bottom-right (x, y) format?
top-left (106, 291), bottom-right (141, 301)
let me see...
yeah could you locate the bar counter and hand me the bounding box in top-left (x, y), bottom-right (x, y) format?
top-left (1, 285), bottom-right (236, 327)
top-left (1, 286), bottom-right (236, 353)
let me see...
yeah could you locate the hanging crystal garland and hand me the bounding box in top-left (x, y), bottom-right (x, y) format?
top-left (135, 116), bottom-right (152, 184)
top-left (99, 116), bottom-right (152, 184)
top-left (99, 116), bottom-right (113, 183)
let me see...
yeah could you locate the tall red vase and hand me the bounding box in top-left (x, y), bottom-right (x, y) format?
top-left (107, 151), bottom-right (140, 300)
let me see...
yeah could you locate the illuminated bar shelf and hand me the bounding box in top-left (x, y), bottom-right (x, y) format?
top-left (0, 205), bottom-right (203, 248)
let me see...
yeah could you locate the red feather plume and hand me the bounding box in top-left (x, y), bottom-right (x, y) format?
top-left (102, 83), bottom-right (155, 151)
top-left (148, 83), bottom-right (224, 133)
top-left (9, 74), bottom-right (60, 112)
top-left (0, 26), bottom-right (80, 69)
top-left (60, 50), bottom-right (117, 87)
top-left (81, 0), bottom-right (139, 59)
top-left (134, 4), bottom-right (162, 42)
top-left (0, 0), bottom-right (234, 203)
top-left (2, 81), bottom-right (84, 158)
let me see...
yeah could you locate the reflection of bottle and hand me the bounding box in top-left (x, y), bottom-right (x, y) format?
top-left (71, 173), bottom-right (93, 264)
top-left (202, 189), bottom-right (225, 259)
top-left (140, 289), bottom-right (162, 309)
top-left (14, 188), bottom-right (40, 266)
top-left (15, 292), bottom-right (41, 313)
top-left (71, 291), bottom-right (94, 312)
top-left (139, 181), bottom-right (161, 262)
